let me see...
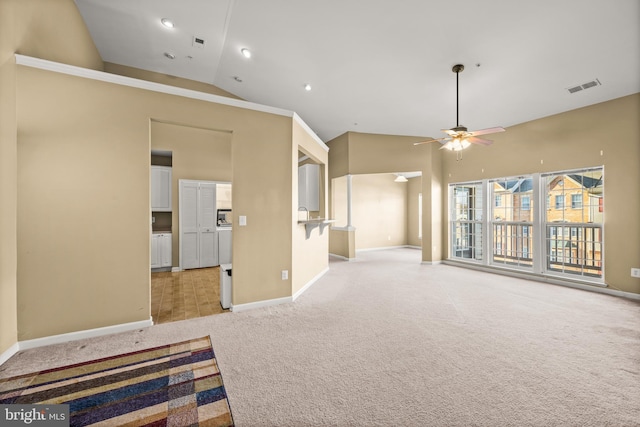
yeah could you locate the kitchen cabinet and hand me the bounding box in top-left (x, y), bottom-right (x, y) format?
top-left (218, 229), bottom-right (232, 264)
top-left (151, 233), bottom-right (172, 269)
top-left (298, 164), bottom-right (320, 211)
top-left (180, 180), bottom-right (218, 269)
top-left (151, 166), bottom-right (172, 211)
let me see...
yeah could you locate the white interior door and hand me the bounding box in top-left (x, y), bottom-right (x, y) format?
top-left (199, 183), bottom-right (217, 267)
top-left (180, 181), bottom-right (200, 269)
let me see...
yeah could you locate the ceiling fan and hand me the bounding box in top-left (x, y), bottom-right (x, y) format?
top-left (414, 64), bottom-right (505, 156)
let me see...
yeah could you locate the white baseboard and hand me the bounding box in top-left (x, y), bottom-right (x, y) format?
top-left (421, 260), bottom-right (442, 265)
top-left (0, 342), bottom-right (20, 366)
top-left (293, 267), bottom-right (329, 301)
top-left (17, 318), bottom-right (154, 352)
top-left (231, 296), bottom-right (292, 313)
top-left (357, 245), bottom-right (409, 253)
top-left (231, 267), bottom-right (329, 310)
top-left (171, 267), bottom-right (181, 273)
top-left (329, 253), bottom-right (353, 261)
top-left (442, 260), bottom-right (640, 301)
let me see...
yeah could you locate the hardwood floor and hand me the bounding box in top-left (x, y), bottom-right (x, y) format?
top-left (151, 267), bottom-right (229, 324)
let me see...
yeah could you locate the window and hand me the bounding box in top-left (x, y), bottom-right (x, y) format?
top-left (544, 169), bottom-right (603, 279)
top-left (571, 194), bottom-right (582, 209)
top-left (490, 177), bottom-right (534, 269)
top-left (449, 167), bottom-right (604, 283)
top-left (450, 183), bottom-right (483, 262)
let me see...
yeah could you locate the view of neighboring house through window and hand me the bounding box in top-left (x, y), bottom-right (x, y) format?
top-left (490, 176), bottom-right (534, 269)
top-left (448, 167), bottom-right (604, 282)
top-left (544, 169), bottom-right (603, 279)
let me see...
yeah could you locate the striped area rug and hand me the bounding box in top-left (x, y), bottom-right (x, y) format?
top-left (0, 336), bottom-right (234, 426)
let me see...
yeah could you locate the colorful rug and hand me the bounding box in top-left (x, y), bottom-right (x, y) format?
top-left (0, 336), bottom-right (234, 426)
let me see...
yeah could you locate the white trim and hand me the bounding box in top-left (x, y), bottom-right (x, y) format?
top-left (0, 342), bottom-right (20, 366)
top-left (15, 54), bottom-right (326, 151)
top-left (17, 319), bottom-right (153, 352)
top-left (293, 267), bottom-right (329, 301)
top-left (230, 296), bottom-right (292, 313)
top-left (357, 245), bottom-right (411, 253)
top-left (330, 226), bottom-right (356, 232)
top-left (442, 260), bottom-right (639, 300)
top-left (293, 113), bottom-right (329, 151)
top-left (329, 253), bottom-right (353, 261)
top-left (421, 260), bottom-right (442, 265)
top-left (171, 267), bottom-right (181, 273)
top-left (406, 245), bottom-right (422, 250)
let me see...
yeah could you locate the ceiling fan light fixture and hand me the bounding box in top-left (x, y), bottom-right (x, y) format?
top-left (394, 174), bottom-right (408, 183)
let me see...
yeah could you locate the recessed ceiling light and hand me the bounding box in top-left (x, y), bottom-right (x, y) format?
top-left (304, 84), bottom-right (312, 91)
top-left (164, 52), bottom-right (176, 59)
top-left (161, 18), bottom-right (174, 28)
top-left (233, 76), bottom-right (243, 82)
top-left (240, 48), bottom-right (252, 58)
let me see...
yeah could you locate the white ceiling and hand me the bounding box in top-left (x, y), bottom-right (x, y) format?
top-left (75, 0), bottom-right (639, 143)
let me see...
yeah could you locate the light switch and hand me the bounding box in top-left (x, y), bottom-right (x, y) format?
top-left (239, 215), bottom-right (247, 226)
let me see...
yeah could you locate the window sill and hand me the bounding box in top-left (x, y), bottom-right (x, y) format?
top-left (442, 258), bottom-right (607, 289)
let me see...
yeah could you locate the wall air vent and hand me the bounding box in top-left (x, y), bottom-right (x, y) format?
top-left (193, 36), bottom-right (205, 49)
top-left (567, 78), bottom-right (601, 94)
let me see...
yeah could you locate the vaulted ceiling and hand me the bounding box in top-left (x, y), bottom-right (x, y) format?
top-left (75, 0), bottom-right (639, 142)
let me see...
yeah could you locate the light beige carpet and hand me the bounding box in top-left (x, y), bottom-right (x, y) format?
top-left (2, 248), bottom-right (639, 426)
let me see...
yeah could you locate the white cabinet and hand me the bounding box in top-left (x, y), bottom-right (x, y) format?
top-left (180, 180), bottom-right (218, 269)
top-left (218, 229), bottom-right (232, 265)
top-left (298, 164), bottom-right (320, 211)
top-left (151, 233), bottom-right (172, 269)
top-left (151, 166), bottom-right (172, 211)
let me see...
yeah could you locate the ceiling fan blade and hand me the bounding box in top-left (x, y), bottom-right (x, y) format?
top-left (441, 129), bottom-right (458, 136)
top-left (467, 136), bottom-right (493, 146)
top-left (468, 126), bottom-right (505, 137)
top-left (413, 137), bottom-right (446, 146)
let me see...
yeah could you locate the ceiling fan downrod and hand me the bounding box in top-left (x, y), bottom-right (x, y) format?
top-left (452, 64), bottom-right (464, 128)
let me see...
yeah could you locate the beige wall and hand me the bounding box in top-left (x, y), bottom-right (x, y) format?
top-left (352, 174), bottom-right (409, 250)
top-left (1, 0), bottom-right (103, 354)
top-left (327, 132), bottom-right (440, 259)
top-left (441, 94), bottom-right (640, 294)
top-left (292, 121), bottom-right (329, 295)
top-left (346, 132), bottom-right (429, 174)
top-left (407, 176), bottom-right (422, 247)
top-left (329, 229), bottom-right (355, 259)
top-left (330, 176), bottom-right (348, 227)
top-left (4, 2), bottom-right (326, 343)
top-left (0, 0), bottom-right (18, 356)
top-left (14, 61), bottom-right (315, 339)
top-left (105, 63), bottom-right (242, 100)
top-left (150, 121), bottom-right (232, 266)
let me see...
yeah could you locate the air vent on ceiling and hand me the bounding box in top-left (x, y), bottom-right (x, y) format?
top-left (193, 36), bottom-right (205, 49)
top-left (567, 78), bottom-right (601, 94)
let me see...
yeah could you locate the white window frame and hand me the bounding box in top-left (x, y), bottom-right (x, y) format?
top-left (448, 167), bottom-right (604, 284)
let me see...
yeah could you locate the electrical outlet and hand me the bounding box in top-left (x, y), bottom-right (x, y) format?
top-left (631, 268), bottom-right (640, 278)
top-left (281, 270), bottom-right (288, 280)
top-left (239, 215), bottom-right (247, 226)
